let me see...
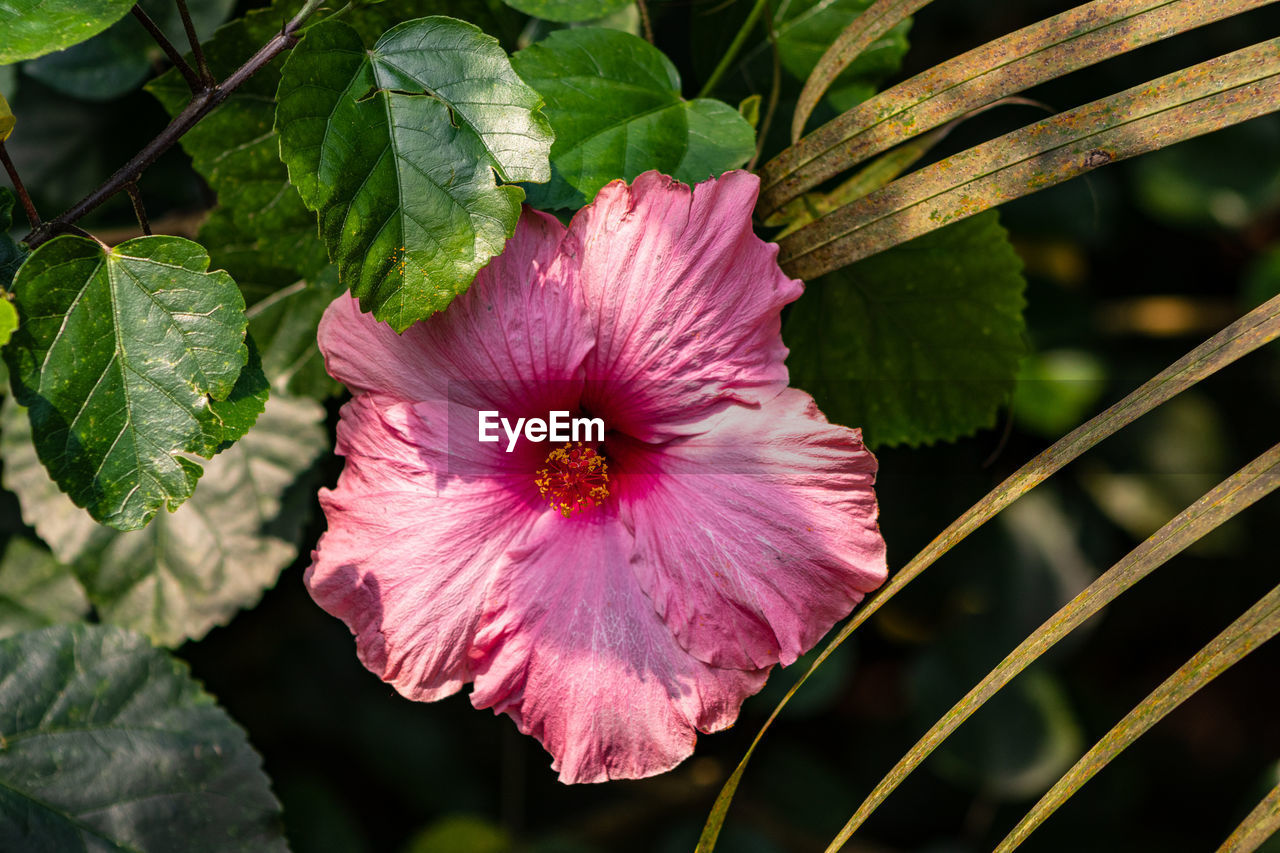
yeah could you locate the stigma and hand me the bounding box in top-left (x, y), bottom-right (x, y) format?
top-left (535, 442), bottom-right (610, 518)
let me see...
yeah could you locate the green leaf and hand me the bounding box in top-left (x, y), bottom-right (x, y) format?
top-left (24, 0), bottom-right (236, 101)
top-left (0, 0), bottom-right (136, 64)
top-left (276, 16), bottom-right (552, 331)
top-left (0, 187), bottom-right (28, 290)
top-left (2, 234), bottom-right (251, 531)
top-left (785, 211), bottom-right (1027, 448)
top-left (503, 0), bottom-right (631, 23)
top-left (2, 393), bottom-right (327, 646)
top-left (0, 538), bottom-right (89, 639)
top-left (511, 27), bottom-right (755, 209)
top-left (0, 623), bottom-right (287, 851)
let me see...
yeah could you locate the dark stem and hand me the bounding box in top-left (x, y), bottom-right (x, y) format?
top-left (747, 0), bottom-right (780, 173)
top-left (132, 4), bottom-right (203, 93)
top-left (125, 182), bottom-right (152, 235)
top-left (636, 0), bottom-right (654, 44)
top-left (0, 141), bottom-right (41, 229)
top-left (25, 0), bottom-right (326, 250)
top-left (174, 0), bottom-right (215, 87)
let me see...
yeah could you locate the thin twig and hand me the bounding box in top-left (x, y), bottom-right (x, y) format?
top-left (125, 182), bottom-right (152, 235)
top-left (636, 0), bottom-right (655, 44)
top-left (748, 0), bottom-right (781, 172)
top-left (25, 0), bottom-right (327, 250)
top-left (175, 0), bottom-right (215, 87)
top-left (132, 4), bottom-right (203, 93)
top-left (0, 141), bottom-right (40, 229)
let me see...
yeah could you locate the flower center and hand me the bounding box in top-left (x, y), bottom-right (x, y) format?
top-left (535, 442), bottom-right (610, 518)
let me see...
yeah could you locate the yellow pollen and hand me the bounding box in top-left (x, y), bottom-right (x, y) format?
top-left (535, 442), bottom-right (610, 518)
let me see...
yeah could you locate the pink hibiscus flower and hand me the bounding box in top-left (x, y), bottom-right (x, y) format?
top-left (307, 171), bottom-right (888, 783)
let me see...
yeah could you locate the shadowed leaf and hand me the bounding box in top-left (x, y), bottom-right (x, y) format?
top-left (0, 624), bottom-right (287, 851)
top-left (1, 394), bottom-right (327, 646)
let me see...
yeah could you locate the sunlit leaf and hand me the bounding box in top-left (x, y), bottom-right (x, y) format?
top-left (276, 16), bottom-right (552, 331)
top-left (786, 211), bottom-right (1026, 447)
top-left (995, 579), bottom-right (1280, 850)
top-left (0, 623), bottom-right (287, 851)
top-left (3, 235), bottom-right (252, 530)
top-left (0, 0), bottom-right (136, 64)
top-left (1, 394), bottom-right (327, 646)
top-left (0, 538), bottom-right (89, 639)
top-left (777, 38), bottom-right (1280, 279)
top-left (697, 294), bottom-right (1280, 851)
top-left (761, 0), bottom-right (1267, 215)
top-left (511, 27), bottom-right (754, 209)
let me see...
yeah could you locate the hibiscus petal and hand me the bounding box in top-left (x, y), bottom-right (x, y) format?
top-left (317, 208), bottom-right (592, 416)
top-left (469, 513), bottom-right (767, 783)
top-left (617, 389), bottom-right (888, 670)
top-left (560, 170), bottom-right (804, 440)
top-left (307, 395), bottom-right (539, 701)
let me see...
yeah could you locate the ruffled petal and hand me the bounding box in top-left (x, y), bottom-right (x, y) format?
top-left (616, 389), bottom-right (887, 670)
top-left (307, 394), bottom-right (540, 701)
top-left (559, 171), bottom-right (803, 440)
top-left (468, 512), bottom-right (767, 783)
top-left (317, 208), bottom-right (593, 416)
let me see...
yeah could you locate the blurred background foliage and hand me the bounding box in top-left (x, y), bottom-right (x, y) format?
top-left (2, 0), bottom-right (1279, 851)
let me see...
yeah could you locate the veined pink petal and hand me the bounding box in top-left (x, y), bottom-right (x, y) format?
top-left (317, 209), bottom-right (592, 416)
top-left (617, 389), bottom-right (887, 670)
top-left (307, 394), bottom-right (540, 701)
top-left (468, 513), bottom-right (768, 784)
top-left (560, 171), bottom-right (803, 441)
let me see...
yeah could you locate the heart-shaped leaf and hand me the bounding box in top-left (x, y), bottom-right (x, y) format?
top-left (276, 16), bottom-right (554, 331)
top-left (511, 27), bottom-right (755, 209)
top-left (3, 235), bottom-right (255, 529)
